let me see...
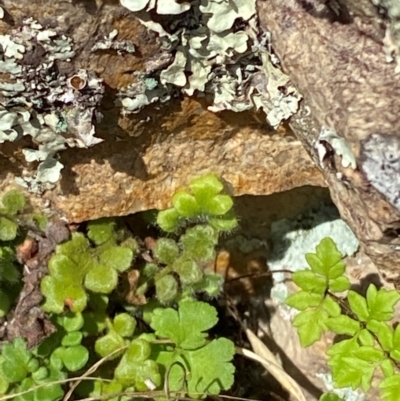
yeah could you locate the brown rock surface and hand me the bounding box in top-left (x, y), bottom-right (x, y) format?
top-left (48, 101), bottom-right (324, 222)
top-left (258, 0), bottom-right (400, 280)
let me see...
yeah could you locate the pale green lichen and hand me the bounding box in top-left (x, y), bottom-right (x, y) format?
top-left (316, 126), bottom-right (357, 170)
top-left (121, 0), bottom-right (191, 14)
top-left (0, 18), bottom-right (104, 188)
top-left (119, 0), bottom-right (301, 128)
top-left (92, 29), bottom-right (136, 55)
top-left (372, 0), bottom-right (400, 72)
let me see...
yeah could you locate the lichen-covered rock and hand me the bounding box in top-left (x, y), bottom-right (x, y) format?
top-left (258, 0), bottom-right (400, 280)
top-left (0, 0), bottom-right (323, 224)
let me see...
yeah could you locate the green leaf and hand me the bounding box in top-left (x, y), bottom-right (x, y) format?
top-left (209, 215), bottom-right (238, 232)
top-left (325, 315), bottom-right (360, 335)
top-left (1, 338), bottom-right (32, 383)
top-left (61, 331), bottom-right (83, 347)
top-left (305, 237), bottom-right (344, 278)
top-left (328, 276), bottom-right (351, 292)
top-left (333, 356), bottom-right (374, 391)
top-left (185, 338), bottom-right (235, 397)
top-left (366, 285), bottom-right (400, 321)
top-left (113, 313), bottom-right (137, 338)
top-left (358, 329), bottom-right (375, 346)
top-left (99, 246), bottom-right (133, 272)
top-left (172, 191), bottom-right (201, 218)
top-left (180, 225), bottom-right (218, 262)
top-left (191, 273), bottom-right (224, 297)
top-left (327, 337), bottom-right (358, 357)
top-left (150, 300), bottom-right (218, 349)
top-left (380, 359), bottom-right (394, 378)
top-left (56, 232), bottom-right (91, 259)
top-left (321, 295), bottom-right (341, 317)
top-left (353, 345), bottom-right (384, 362)
top-left (95, 331), bottom-right (125, 359)
top-left (0, 217), bottom-right (18, 241)
top-left (58, 312), bottom-right (84, 332)
top-left (31, 366), bottom-right (49, 382)
top-left (87, 218), bottom-right (116, 245)
top-left (157, 208), bottom-right (181, 232)
top-left (0, 370), bottom-right (8, 395)
top-left (319, 394), bottom-right (345, 401)
top-left (190, 174), bottom-right (223, 199)
top-left (47, 254), bottom-right (81, 284)
top-left (202, 194), bottom-right (233, 216)
top-left (366, 320), bottom-right (393, 351)
top-left (380, 375), bottom-right (400, 401)
top-left (285, 291), bottom-right (323, 310)
top-left (174, 258), bottom-right (203, 285)
top-left (153, 238), bottom-right (179, 265)
top-left (58, 345), bottom-right (89, 371)
top-left (327, 338), bottom-right (379, 392)
top-left (292, 309), bottom-right (329, 347)
top-left (41, 276), bottom-right (88, 313)
top-left (2, 190), bottom-right (25, 215)
top-left (155, 274), bottom-right (178, 303)
top-left (84, 264), bottom-right (118, 293)
top-left (291, 270), bottom-right (327, 293)
top-left (348, 290), bottom-right (369, 321)
top-left (114, 339), bottom-right (161, 391)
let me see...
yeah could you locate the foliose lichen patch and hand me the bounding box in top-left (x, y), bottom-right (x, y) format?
top-left (372, 0), bottom-right (400, 72)
top-left (360, 133), bottom-right (400, 211)
top-left (118, 0), bottom-right (301, 127)
top-left (0, 18), bottom-right (104, 188)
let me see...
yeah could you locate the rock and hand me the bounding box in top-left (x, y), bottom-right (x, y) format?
top-left (0, 1), bottom-right (324, 224)
top-left (258, 0), bottom-right (400, 281)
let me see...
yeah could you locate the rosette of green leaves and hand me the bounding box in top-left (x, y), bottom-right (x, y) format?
top-left (152, 225), bottom-right (223, 302)
top-left (0, 338), bottom-right (65, 401)
top-left (41, 219), bottom-right (135, 313)
top-left (157, 174), bottom-right (238, 233)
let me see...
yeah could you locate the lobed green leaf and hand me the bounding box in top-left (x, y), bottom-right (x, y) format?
top-left (156, 208), bottom-right (181, 233)
top-left (84, 264), bottom-right (118, 294)
top-left (180, 224), bottom-right (218, 262)
top-left (366, 285), bottom-right (400, 322)
top-left (153, 238), bottom-right (179, 265)
top-left (87, 218), bottom-right (117, 245)
top-left (151, 300), bottom-right (218, 349)
top-left (155, 274), bottom-right (178, 303)
top-left (172, 191), bottom-right (201, 218)
top-left (113, 313), bottom-right (137, 338)
top-left (99, 246), bottom-right (133, 272)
